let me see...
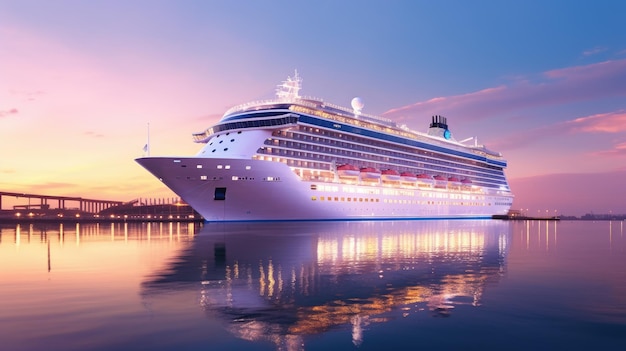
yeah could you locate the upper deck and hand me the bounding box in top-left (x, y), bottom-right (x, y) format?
top-left (192, 72), bottom-right (506, 165)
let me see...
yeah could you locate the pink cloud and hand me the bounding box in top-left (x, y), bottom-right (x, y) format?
top-left (582, 46), bottom-right (607, 57)
top-left (383, 87), bottom-right (505, 122)
top-left (10, 89), bottom-right (45, 102)
top-left (590, 141), bottom-right (626, 157)
top-left (382, 59), bottom-right (626, 123)
top-left (0, 108), bottom-right (18, 118)
top-left (567, 110), bottom-right (626, 133)
top-left (489, 110), bottom-right (626, 151)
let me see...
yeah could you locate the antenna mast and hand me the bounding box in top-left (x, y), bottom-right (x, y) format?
top-left (276, 70), bottom-right (302, 100)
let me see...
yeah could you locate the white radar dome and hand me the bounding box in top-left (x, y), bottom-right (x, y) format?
top-left (351, 97), bottom-right (364, 112)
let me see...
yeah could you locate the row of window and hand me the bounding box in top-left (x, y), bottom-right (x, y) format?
top-left (311, 196), bottom-right (492, 207)
top-left (256, 153), bottom-right (506, 190)
top-left (312, 183), bottom-right (484, 200)
top-left (280, 126), bottom-right (503, 174)
top-left (209, 115), bottom-right (298, 136)
top-left (292, 107), bottom-right (506, 167)
top-left (270, 127), bottom-right (506, 183)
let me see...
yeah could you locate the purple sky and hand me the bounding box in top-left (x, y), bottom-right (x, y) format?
top-left (1, 1), bottom-right (625, 216)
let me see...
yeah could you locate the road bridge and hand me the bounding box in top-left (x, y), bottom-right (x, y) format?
top-left (0, 191), bottom-right (123, 214)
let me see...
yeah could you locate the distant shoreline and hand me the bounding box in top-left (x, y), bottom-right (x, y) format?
top-left (492, 214), bottom-right (560, 221)
top-left (0, 217), bottom-right (204, 225)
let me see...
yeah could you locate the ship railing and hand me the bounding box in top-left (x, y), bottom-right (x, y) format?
top-left (319, 101), bottom-right (395, 125)
top-left (222, 96), bottom-right (395, 126)
top-left (222, 97), bottom-right (322, 117)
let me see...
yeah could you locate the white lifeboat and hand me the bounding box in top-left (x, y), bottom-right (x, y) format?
top-left (381, 169), bottom-right (401, 182)
top-left (448, 176), bottom-right (461, 185)
top-left (400, 171), bottom-right (418, 183)
top-left (337, 164), bottom-right (360, 178)
top-left (360, 167), bottom-right (381, 181)
top-left (433, 175), bottom-right (447, 188)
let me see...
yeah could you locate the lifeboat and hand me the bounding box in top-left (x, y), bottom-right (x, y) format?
top-left (360, 167), bottom-right (381, 181)
top-left (433, 175), bottom-right (447, 188)
top-left (447, 176), bottom-right (461, 189)
top-left (416, 174), bottom-right (434, 187)
top-left (337, 164), bottom-right (360, 178)
top-left (400, 171), bottom-right (418, 183)
top-left (461, 178), bottom-right (473, 190)
top-left (381, 169), bottom-right (401, 182)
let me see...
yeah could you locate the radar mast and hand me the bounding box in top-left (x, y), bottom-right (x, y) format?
top-left (276, 70), bottom-right (302, 100)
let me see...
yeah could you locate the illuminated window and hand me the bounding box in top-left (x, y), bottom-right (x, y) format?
top-left (225, 165), bottom-right (231, 169)
top-left (197, 165), bottom-right (202, 169)
top-left (217, 165), bottom-right (223, 169)
top-left (200, 175), bottom-right (207, 180)
top-left (311, 196), bottom-right (317, 201)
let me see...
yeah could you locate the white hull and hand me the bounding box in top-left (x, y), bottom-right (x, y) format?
top-left (137, 157), bottom-right (512, 222)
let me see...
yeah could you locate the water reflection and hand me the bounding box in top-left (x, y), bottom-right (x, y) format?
top-left (142, 220), bottom-right (510, 349)
top-left (3, 221), bottom-right (199, 248)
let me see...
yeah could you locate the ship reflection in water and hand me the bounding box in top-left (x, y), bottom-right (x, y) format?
top-left (141, 220), bottom-right (510, 348)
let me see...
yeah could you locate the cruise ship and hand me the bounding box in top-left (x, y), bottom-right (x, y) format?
top-left (136, 72), bottom-right (513, 221)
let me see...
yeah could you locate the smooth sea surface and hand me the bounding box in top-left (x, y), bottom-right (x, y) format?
top-left (1, 219), bottom-right (625, 351)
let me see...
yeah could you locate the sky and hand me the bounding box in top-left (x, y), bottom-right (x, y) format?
top-left (1, 0), bottom-right (625, 216)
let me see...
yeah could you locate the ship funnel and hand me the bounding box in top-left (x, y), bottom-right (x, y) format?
top-left (429, 115), bottom-right (448, 130)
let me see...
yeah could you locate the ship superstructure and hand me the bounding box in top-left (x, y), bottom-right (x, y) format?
top-left (136, 72), bottom-right (513, 221)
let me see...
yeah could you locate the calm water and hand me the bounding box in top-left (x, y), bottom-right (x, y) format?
top-left (1, 220), bottom-right (625, 350)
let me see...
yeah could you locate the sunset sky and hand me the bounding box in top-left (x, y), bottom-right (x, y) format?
top-left (1, 1), bottom-right (625, 216)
